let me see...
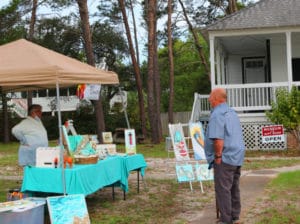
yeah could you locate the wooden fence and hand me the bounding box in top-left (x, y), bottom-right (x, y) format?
top-left (160, 111), bottom-right (191, 136)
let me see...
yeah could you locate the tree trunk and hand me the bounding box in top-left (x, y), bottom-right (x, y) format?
top-left (129, 0), bottom-right (140, 67)
top-left (167, 0), bottom-right (174, 124)
top-left (27, 0), bottom-right (38, 108)
top-left (178, 0), bottom-right (210, 80)
top-left (77, 0), bottom-right (94, 65)
top-left (118, 0), bottom-right (147, 139)
top-left (147, 0), bottom-right (160, 144)
top-left (77, 0), bottom-right (105, 143)
top-left (153, 35), bottom-right (162, 141)
top-left (228, 0), bottom-right (238, 14)
top-left (2, 92), bottom-right (9, 143)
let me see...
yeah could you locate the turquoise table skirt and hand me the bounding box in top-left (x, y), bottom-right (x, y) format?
top-left (123, 154), bottom-right (147, 176)
top-left (21, 154), bottom-right (147, 196)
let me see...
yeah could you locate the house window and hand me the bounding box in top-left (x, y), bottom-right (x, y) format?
top-left (292, 58), bottom-right (300, 81)
top-left (245, 60), bottom-right (264, 68)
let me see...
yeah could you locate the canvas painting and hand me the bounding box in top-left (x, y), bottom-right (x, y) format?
top-left (169, 124), bottom-right (190, 161)
top-left (176, 164), bottom-right (195, 182)
top-left (47, 194), bottom-right (90, 224)
top-left (189, 122), bottom-right (206, 160)
top-left (125, 129), bottom-right (136, 154)
top-left (195, 164), bottom-right (214, 181)
top-left (102, 132), bottom-right (113, 144)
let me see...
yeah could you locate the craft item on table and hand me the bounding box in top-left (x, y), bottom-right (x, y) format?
top-left (36, 147), bottom-right (61, 168)
top-left (95, 144), bottom-right (116, 159)
top-left (89, 135), bottom-right (99, 149)
top-left (73, 155), bottom-right (98, 164)
top-left (63, 155), bottom-right (73, 168)
top-left (102, 132), bottom-right (113, 144)
top-left (73, 135), bottom-right (98, 164)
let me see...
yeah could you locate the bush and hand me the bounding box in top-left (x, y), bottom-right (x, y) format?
top-left (266, 87), bottom-right (300, 148)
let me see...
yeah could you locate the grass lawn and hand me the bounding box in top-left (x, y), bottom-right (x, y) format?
top-left (254, 170), bottom-right (300, 224)
top-left (0, 141), bottom-right (300, 223)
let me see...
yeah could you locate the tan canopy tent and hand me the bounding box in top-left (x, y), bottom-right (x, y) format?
top-left (0, 39), bottom-right (119, 93)
top-left (0, 39), bottom-right (119, 194)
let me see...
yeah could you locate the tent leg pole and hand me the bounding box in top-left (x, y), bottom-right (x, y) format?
top-left (56, 81), bottom-right (66, 195)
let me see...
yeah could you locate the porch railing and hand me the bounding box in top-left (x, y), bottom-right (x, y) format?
top-left (193, 82), bottom-right (300, 117)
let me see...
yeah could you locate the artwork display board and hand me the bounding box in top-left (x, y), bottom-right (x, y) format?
top-left (168, 124), bottom-right (190, 161)
top-left (189, 122), bottom-right (206, 160)
top-left (125, 129), bottom-right (136, 154)
top-left (175, 164), bottom-right (195, 182)
top-left (47, 194), bottom-right (90, 224)
top-left (194, 164), bottom-right (214, 181)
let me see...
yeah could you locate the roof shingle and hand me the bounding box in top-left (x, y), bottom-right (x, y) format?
top-left (207, 0), bottom-right (300, 31)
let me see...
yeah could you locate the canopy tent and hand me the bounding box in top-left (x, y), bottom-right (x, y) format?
top-left (0, 38), bottom-right (119, 194)
top-left (0, 39), bottom-right (119, 93)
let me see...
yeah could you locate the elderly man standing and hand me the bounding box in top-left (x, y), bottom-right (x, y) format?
top-left (204, 88), bottom-right (245, 224)
top-left (12, 104), bottom-right (48, 166)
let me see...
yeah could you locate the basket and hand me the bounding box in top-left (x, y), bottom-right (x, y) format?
top-left (74, 155), bottom-right (98, 164)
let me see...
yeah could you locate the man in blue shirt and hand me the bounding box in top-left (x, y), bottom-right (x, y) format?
top-left (204, 88), bottom-right (245, 224)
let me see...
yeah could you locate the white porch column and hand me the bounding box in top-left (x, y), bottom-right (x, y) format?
top-left (286, 31), bottom-right (293, 91)
top-left (209, 35), bottom-right (215, 89)
top-left (216, 49), bottom-right (221, 84)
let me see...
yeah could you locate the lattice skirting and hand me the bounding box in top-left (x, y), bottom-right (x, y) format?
top-left (200, 120), bottom-right (286, 150)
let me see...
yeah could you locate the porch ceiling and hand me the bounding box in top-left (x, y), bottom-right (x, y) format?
top-left (220, 35), bottom-right (266, 55)
top-left (218, 32), bottom-right (300, 55)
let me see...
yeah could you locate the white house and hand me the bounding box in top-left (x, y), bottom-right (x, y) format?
top-left (193, 0), bottom-right (300, 149)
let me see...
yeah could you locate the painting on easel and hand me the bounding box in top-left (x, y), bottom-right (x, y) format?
top-left (189, 122), bottom-right (206, 160)
top-left (176, 164), bottom-right (195, 182)
top-left (169, 124), bottom-right (190, 161)
top-left (195, 163), bottom-right (214, 181)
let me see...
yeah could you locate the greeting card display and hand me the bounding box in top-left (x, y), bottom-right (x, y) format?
top-left (125, 129), bottom-right (136, 154)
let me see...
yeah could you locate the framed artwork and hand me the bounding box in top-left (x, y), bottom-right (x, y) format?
top-left (125, 129), bottom-right (136, 154)
top-left (47, 194), bottom-right (90, 224)
top-left (102, 132), bottom-right (113, 144)
top-left (189, 122), bottom-right (206, 160)
top-left (176, 164), bottom-right (195, 182)
top-left (169, 124), bottom-right (190, 161)
top-left (195, 164), bottom-right (214, 181)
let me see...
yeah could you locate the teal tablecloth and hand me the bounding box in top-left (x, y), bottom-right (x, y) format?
top-left (21, 154), bottom-right (147, 196)
top-left (123, 154), bottom-right (147, 176)
top-left (21, 156), bottom-right (128, 196)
